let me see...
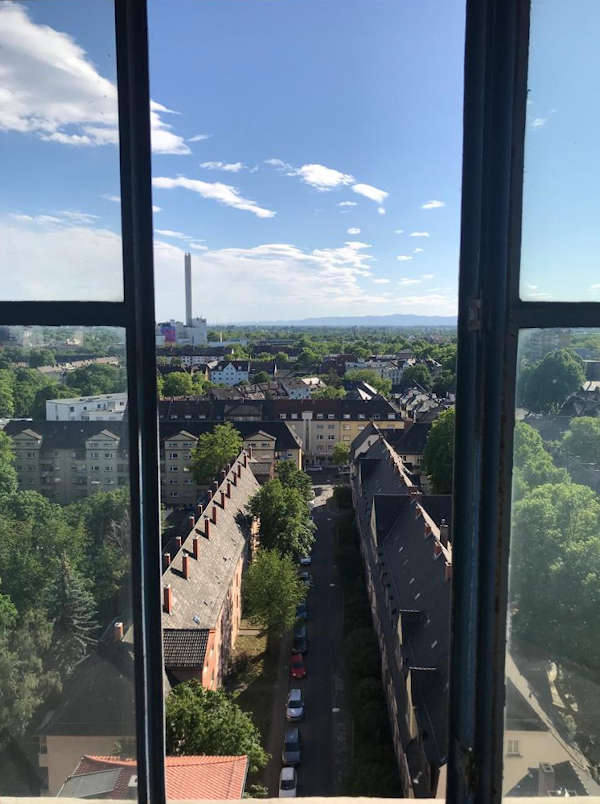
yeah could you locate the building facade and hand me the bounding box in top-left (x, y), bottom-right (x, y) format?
top-left (45, 392), bottom-right (128, 421)
top-left (209, 361), bottom-right (250, 386)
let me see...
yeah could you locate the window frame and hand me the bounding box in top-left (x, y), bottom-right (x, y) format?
top-left (0, 2), bottom-right (164, 801)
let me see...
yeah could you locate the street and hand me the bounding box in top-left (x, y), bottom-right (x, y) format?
top-left (264, 481), bottom-right (351, 797)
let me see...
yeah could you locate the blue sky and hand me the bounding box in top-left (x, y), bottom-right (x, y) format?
top-left (0, 0), bottom-right (466, 321)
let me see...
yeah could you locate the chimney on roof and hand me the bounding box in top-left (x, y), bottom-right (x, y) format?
top-left (230, 472), bottom-right (237, 486)
top-left (212, 480), bottom-right (219, 494)
top-left (538, 764), bottom-right (556, 796)
top-left (164, 552), bottom-right (171, 568)
top-left (175, 536), bottom-right (182, 551)
top-left (444, 562), bottom-right (452, 582)
top-left (248, 446), bottom-right (253, 459)
top-left (113, 621), bottom-right (124, 642)
top-left (188, 515), bottom-right (195, 531)
top-left (193, 537), bottom-right (199, 560)
top-left (226, 481), bottom-right (231, 498)
top-left (220, 490), bottom-right (226, 508)
top-left (220, 469), bottom-right (226, 482)
top-left (163, 585), bottom-right (173, 614)
top-left (182, 554), bottom-right (190, 580)
top-left (204, 518), bottom-right (210, 539)
top-left (184, 252), bottom-right (192, 327)
top-left (196, 503), bottom-right (204, 517)
top-left (211, 506), bottom-right (218, 524)
top-left (237, 462), bottom-right (242, 476)
top-left (440, 519), bottom-right (449, 547)
top-left (242, 453), bottom-right (247, 467)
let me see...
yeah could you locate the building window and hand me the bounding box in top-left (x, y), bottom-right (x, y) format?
top-left (506, 739), bottom-right (520, 756)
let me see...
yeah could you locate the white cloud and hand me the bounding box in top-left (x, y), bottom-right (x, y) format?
top-left (413, 247), bottom-right (424, 254)
top-left (153, 205), bottom-right (161, 213)
top-left (102, 194), bottom-right (121, 204)
top-left (394, 229), bottom-right (404, 234)
top-left (293, 163), bottom-right (355, 191)
top-left (421, 274), bottom-right (435, 280)
top-left (155, 229), bottom-right (188, 239)
top-left (421, 200), bottom-right (445, 209)
top-left (378, 207), bottom-right (386, 215)
top-left (0, 3), bottom-right (189, 154)
top-left (409, 232), bottom-right (430, 237)
top-left (398, 278), bottom-right (422, 286)
top-left (10, 210), bottom-right (98, 226)
top-left (264, 158), bottom-right (292, 169)
top-left (189, 241), bottom-right (208, 251)
top-left (200, 161), bottom-right (245, 173)
top-left (372, 278), bottom-right (390, 284)
top-left (396, 255), bottom-right (413, 262)
top-left (338, 201), bottom-right (357, 207)
top-left (352, 183), bottom-right (389, 205)
top-left (531, 117), bottom-right (547, 128)
top-left (347, 227), bottom-right (361, 235)
top-left (188, 134), bottom-right (212, 142)
top-left (152, 176), bottom-right (276, 218)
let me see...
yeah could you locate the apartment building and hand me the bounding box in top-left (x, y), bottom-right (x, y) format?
top-left (158, 397), bottom-right (404, 465)
top-left (162, 450), bottom-right (259, 690)
top-left (209, 360), bottom-right (250, 386)
top-left (45, 392), bottom-right (128, 421)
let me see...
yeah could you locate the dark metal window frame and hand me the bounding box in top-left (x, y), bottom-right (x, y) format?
top-left (449, 1), bottom-right (599, 803)
top-left (0, 2), bottom-right (164, 802)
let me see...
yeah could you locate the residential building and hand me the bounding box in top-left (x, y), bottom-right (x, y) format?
top-left (352, 431), bottom-right (452, 797)
top-left (45, 392), bottom-right (128, 421)
top-left (4, 419), bottom-right (300, 505)
top-left (345, 357), bottom-right (413, 384)
top-left (381, 422), bottom-right (432, 474)
top-left (209, 360), bottom-right (250, 386)
top-left (162, 450), bottom-right (259, 690)
top-left (60, 754), bottom-right (249, 800)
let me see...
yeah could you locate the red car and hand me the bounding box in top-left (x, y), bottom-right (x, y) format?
top-left (290, 653), bottom-right (307, 679)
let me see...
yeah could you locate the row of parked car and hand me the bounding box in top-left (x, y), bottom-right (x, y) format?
top-left (278, 554), bottom-right (313, 796)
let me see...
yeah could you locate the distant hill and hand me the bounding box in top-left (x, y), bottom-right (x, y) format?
top-left (248, 313), bottom-right (457, 327)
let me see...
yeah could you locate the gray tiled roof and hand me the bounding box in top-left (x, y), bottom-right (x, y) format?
top-left (163, 628), bottom-right (210, 668)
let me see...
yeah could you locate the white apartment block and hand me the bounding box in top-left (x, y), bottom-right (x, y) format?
top-left (345, 359), bottom-right (413, 384)
top-left (209, 361), bottom-right (250, 387)
top-left (46, 393), bottom-right (128, 422)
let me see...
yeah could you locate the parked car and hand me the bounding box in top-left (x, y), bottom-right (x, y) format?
top-left (292, 624), bottom-right (308, 654)
top-left (286, 688), bottom-right (305, 721)
top-left (282, 726), bottom-right (302, 766)
top-left (290, 653), bottom-right (307, 679)
top-left (279, 766), bottom-right (298, 797)
top-left (298, 570), bottom-right (312, 588)
top-left (299, 555), bottom-right (312, 566)
top-left (296, 602), bottom-right (308, 620)
top-left (306, 465), bottom-right (323, 472)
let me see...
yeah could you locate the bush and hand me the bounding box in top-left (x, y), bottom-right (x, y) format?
top-left (333, 485), bottom-right (352, 509)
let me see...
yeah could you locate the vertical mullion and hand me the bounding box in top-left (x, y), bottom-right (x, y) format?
top-left (114, 2), bottom-right (165, 802)
top-left (449, 1), bottom-right (530, 803)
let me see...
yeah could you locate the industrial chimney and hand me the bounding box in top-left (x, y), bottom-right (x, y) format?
top-left (184, 252), bottom-right (192, 326)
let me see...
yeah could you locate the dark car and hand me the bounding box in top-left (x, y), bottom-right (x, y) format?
top-left (282, 726), bottom-right (302, 766)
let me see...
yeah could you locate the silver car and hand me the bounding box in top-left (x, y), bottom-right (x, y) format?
top-left (286, 688), bottom-right (305, 721)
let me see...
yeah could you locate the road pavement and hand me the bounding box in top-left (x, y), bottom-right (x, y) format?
top-left (264, 483), bottom-right (351, 797)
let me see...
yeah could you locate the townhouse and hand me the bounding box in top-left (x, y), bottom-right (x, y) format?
top-left (209, 360), bottom-right (250, 386)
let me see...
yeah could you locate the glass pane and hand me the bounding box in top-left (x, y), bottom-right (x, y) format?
top-left (0, 2), bottom-right (124, 300)
top-left (0, 325), bottom-right (137, 799)
top-left (520, 1), bottom-right (600, 301)
top-left (505, 328), bottom-right (600, 796)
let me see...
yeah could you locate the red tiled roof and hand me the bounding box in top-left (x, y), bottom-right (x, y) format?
top-left (72, 754), bottom-right (248, 799)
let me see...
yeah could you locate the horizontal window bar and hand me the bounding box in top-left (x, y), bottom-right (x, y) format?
top-left (0, 301), bottom-right (128, 327)
top-left (511, 300), bottom-right (600, 329)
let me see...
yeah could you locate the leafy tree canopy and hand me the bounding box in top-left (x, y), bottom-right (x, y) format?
top-left (166, 681), bottom-right (269, 772)
top-left (401, 363), bottom-right (433, 390)
top-left (162, 371), bottom-right (194, 397)
top-left (0, 431), bottom-right (17, 497)
top-left (275, 460), bottom-right (313, 502)
top-left (190, 423), bottom-right (243, 484)
top-left (243, 550), bottom-right (305, 640)
top-left (65, 363), bottom-right (126, 396)
top-left (312, 385), bottom-right (346, 399)
top-left (247, 479), bottom-right (315, 557)
top-left (332, 443), bottom-right (350, 466)
top-left (520, 349), bottom-right (585, 413)
top-left (422, 407), bottom-right (455, 493)
top-left (562, 417), bottom-right (600, 464)
top-left (344, 369), bottom-right (391, 396)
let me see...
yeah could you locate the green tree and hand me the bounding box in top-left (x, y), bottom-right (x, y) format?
top-left (275, 460), bottom-right (313, 502)
top-left (521, 349), bottom-right (585, 413)
top-left (432, 370), bottom-right (456, 397)
top-left (190, 423), bottom-right (243, 484)
top-left (13, 367), bottom-right (47, 417)
top-left (312, 386), bottom-right (346, 399)
top-left (29, 348), bottom-right (55, 368)
top-left (162, 371), bottom-right (194, 397)
top-left (345, 369), bottom-right (392, 396)
top-left (166, 681), bottom-right (269, 772)
top-left (332, 443), bottom-right (350, 466)
top-left (562, 417), bottom-right (600, 464)
top-left (422, 407), bottom-right (455, 493)
top-left (253, 371), bottom-right (270, 384)
top-left (401, 363), bottom-right (433, 390)
top-left (0, 369), bottom-right (14, 417)
top-left (31, 382), bottom-right (76, 419)
top-left (247, 479), bottom-right (315, 557)
top-left (65, 363), bottom-right (126, 395)
top-left (44, 556), bottom-right (98, 677)
top-left (244, 550), bottom-right (305, 641)
top-left (0, 431), bottom-right (17, 497)
top-left (513, 422), bottom-right (569, 500)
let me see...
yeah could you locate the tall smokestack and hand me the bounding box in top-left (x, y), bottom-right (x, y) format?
top-left (184, 252), bottom-right (192, 326)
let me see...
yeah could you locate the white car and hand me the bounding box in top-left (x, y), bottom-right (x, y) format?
top-left (279, 766), bottom-right (298, 797)
top-left (286, 688), bottom-right (305, 720)
top-left (299, 555), bottom-right (312, 566)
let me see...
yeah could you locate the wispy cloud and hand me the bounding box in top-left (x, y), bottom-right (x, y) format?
top-left (413, 247), bottom-right (424, 254)
top-left (152, 176), bottom-right (276, 218)
top-left (531, 117), bottom-right (547, 128)
top-left (396, 255), bottom-right (413, 262)
top-left (409, 231), bottom-right (430, 237)
top-left (372, 278), bottom-right (390, 284)
top-left (102, 194), bottom-right (121, 204)
top-left (293, 163), bottom-right (355, 190)
top-left (421, 200), bottom-right (445, 209)
top-left (352, 183), bottom-right (389, 206)
top-left (10, 210), bottom-right (98, 226)
top-left (0, 4), bottom-right (189, 154)
top-left (155, 229), bottom-right (188, 239)
top-left (398, 278), bottom-right (422, 286)
top-left (394, 229), bottom-right (404, 234)
top-left (189, 241), bottom-right (208, 251)
top-left (347, 227), bottom-right (361, 235)
top-left (338, 201), bottom-right (357, 208)
top-left (200, 161), bottom-right (245, 173)
top-left (153, 205), bottom-right (162, 213)
top-left (377, 207), bottom-right (386, 215)
top-left (189, 134), bottom-right (212, 142)
top-left (421, 274), bottom-right (435, 280)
